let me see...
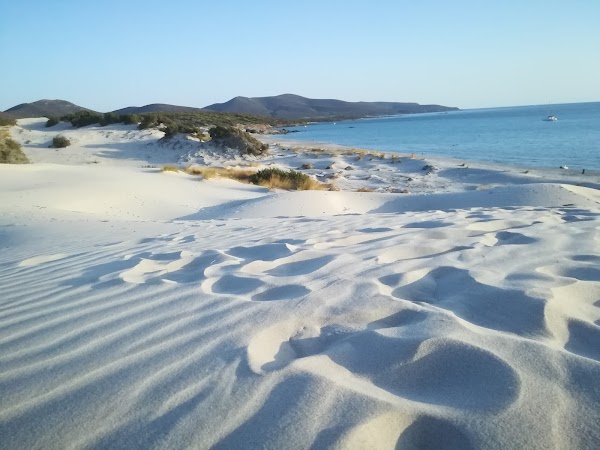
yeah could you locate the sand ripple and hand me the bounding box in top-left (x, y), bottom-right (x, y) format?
top-left (1, 205), bottom-right (599, 449)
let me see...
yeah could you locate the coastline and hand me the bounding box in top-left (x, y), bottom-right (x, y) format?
top-left (257, 134), bottom-right (600, 195)
top-left (270, 101), bottom-right (600, 172)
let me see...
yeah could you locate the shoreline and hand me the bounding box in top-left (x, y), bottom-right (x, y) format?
top-left (257, 134), bottom-right (600, 193)
top-left (269, 101), bottom-right (600, 172)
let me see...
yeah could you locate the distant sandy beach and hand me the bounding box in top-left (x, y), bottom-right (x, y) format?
top-left (1, 118), bottom-right (599, 449)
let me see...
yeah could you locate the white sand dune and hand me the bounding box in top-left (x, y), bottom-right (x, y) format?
top-left (1, 119), bottom-right (599, 449)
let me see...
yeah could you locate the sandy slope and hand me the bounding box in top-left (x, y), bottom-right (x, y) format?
top-left (1, 119), bottom-right (599, 449)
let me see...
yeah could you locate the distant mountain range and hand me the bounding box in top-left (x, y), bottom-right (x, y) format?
top-left (3, 95), bottom-right (458, 120)
top-left (203, 94), bottom-right (457, 118)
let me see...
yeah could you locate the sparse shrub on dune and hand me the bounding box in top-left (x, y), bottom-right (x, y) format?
top-left (161, 121), bottom-right (179, 138)
top-left (100, 112), bottom-right (122, 126)
top-left (45, 116), bottom-right (59, 127)
top-left (249, 168), bottom-right (331, 190)
top-left (209, 126), bottom-right (269, 156)
top-left (62, 111), bottom-right (104, 128)
top-left (52, 135), bottom-right (71, 148)
top-left (138, 113), bottom-right (160, 130)
top-left (356, 187), bottom-right (374, 192)
top-left (161, 165), bottom-right (180, 172)
top-left (184, 166), bottom-right (254, 181)
top-left (138, 114), bottom-right (189, 137)
top-left (0, 130), bottom-right (29, 163)
top-left (183, 166), bottom-right (332, 190)
top-left (122, 114), bottom-right (141, 125)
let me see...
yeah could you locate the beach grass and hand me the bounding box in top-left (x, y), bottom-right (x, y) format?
top-left (184, 166), bottom-right (332, 191)
top-left (0, 127), bottom-right (29, 164)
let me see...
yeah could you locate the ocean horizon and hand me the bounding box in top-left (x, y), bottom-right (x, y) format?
top-left (279, 101), bottom-right (600, 171)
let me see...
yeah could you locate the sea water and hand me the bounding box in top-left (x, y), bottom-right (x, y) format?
top-left (279, 102), bottom-right (600, 170)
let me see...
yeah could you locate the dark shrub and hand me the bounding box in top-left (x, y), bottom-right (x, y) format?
top-left (52, 135), bottom-right (71, 148)
top-left (139, 113), bottom-right (160, 130)
top-left (62, 111), bottom-right (103, 127)
top-left (161, 121), bottom-right (179, 137)
top-left (46, 116), bottom-right (59, 127)
top-left (122, 114), bottom-right (140, 125)
top-left (209, 126), bottom-right (268, 156)
top-left (100, 112), bottom-right (121, 126)
top-left (250, 168), bottom-right (309, 186)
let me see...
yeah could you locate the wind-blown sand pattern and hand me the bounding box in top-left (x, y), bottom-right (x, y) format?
top-left (1, 119), bottom-right (599, 449)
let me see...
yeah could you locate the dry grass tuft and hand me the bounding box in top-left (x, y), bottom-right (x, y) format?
top-left (258, 175), bottom-right (330, 191)
top-left (1, 127), bottom-right (29, 164)
top-left (161, 165), bottom-right (180, 172)
top-left (356, 187), bottom-right (374, 192)
top-left (250, 168), bottom-right (333, 191)
top-left (182, 166), bottom-right (334, 191)
top-left (184, 166), bottom-right (254, 181)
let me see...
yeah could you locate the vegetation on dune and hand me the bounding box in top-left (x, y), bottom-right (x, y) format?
top-left (183, 166), bottom-right (332, 191)
top-left (161, 165), bottom-right (180, 172)
top-left (0, 113), bottom-right (17, 127)
top-left (56, 111), bottom-right (301, 157)
top-left (122, 114), bottom-right (141, 125)
top-left (250, 168), bottom-right (331, 190)
top-left (184, 166), bottom-right (255, 181)
top-left (58, 110), bottom-right (308, 156)
top-left (0, 128), bottom-right (29, 164)
top-left (137, 111), bottom-right (302, 129)
top-left (52, 135), bottom-right (71, 148)
top-left (209, 125), bottom-right (268, 156)
top-left (61, 111), bottom-right (104, 127)
top-left (46, 116), bottom-right (60, 127)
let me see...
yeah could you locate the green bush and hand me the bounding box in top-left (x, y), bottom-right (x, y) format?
top-left (139, 113), bottom-right (160, 130)
top-left (100, 112), bottom-right (122, 126)
top-left (52, 135), bottom-right (71, 148)
top-left (62, 111), bottom-right (104, 127)
top-left (122, 114), bottom-right (140, 125)
top-left (161, 119), bottom-right (180, 137)
top-left (209, 126), bottom-right (268, 155)
top-left (0, 136), bottom-right (29, 163)
top-left (136, 111), bottom-right (303, 132)
top-left (46, 116), bottom-right (59, 127)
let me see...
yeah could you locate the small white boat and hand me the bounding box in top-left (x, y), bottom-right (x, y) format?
top-left (543, 115), bottom-right (558, 121)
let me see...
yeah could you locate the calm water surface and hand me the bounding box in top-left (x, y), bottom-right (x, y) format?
top-left (280, 102), bottom-right (600, 170)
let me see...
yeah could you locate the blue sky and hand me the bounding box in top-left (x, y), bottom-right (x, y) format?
top-left (1, 0), bottom-right (599, 111)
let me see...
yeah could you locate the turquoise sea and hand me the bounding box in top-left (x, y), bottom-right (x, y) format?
top-left (280, 102), bottom-right (600, 170)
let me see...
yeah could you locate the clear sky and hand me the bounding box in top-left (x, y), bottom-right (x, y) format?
top-left (1, 0), bottom-right (599, 111)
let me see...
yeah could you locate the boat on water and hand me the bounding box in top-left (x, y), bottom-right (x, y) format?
top-left (543, 115), bottom-right (558, 121)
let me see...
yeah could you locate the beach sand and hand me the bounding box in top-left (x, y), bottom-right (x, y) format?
top-left (1, 118), bottom-right (599, 449)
